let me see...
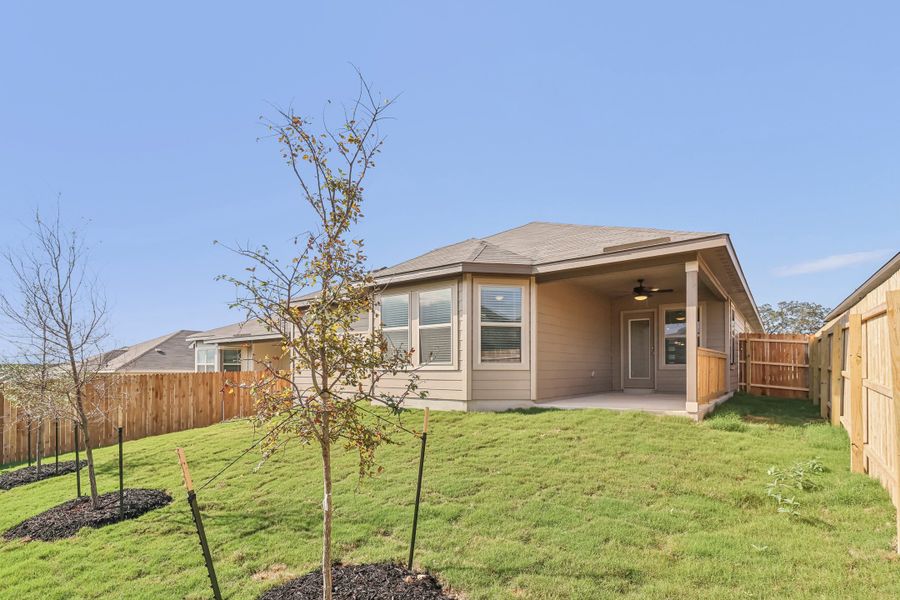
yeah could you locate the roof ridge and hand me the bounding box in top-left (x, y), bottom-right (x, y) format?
top-left (467, 239), bottom-right (489, 261)
top-left (474, 238), bottom-right (533, 262)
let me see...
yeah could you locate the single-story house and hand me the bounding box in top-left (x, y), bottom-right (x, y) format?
top-left (296, 222), bottom-right (763, 419)
top-left (97, 329), bottom-right (200, 373)
top-left (186, 320), bottom-right (289, 373)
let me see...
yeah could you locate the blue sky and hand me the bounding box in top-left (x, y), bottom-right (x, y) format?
top-left (1, 2), bottom-right (897, 350)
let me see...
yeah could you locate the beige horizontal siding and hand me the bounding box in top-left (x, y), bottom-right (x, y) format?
top-left (536, 280), bottom-right (612, 400)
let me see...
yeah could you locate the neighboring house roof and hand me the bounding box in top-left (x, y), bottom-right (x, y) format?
top-left (186, 319), bottom-right (279, 345)
top-left (824, 252), bottom-right (900, 322)
top-left (98, 330), bottom-right (200, 373)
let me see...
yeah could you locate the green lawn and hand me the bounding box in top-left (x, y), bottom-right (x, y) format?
top-left (1, 394), bottom-right (897, 599)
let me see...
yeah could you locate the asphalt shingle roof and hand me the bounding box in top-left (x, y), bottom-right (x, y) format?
top-left (375, 222), bottom-right (717, 277)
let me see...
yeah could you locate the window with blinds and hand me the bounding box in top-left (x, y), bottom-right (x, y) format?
top-left (418, 288), bottom-right (452, 364)
top-left (221, 349), bottom-right (242, 372)
top-left (479, 285), bottom-right (523, 363)
top-left (381, 294), bottom-right (409, 355)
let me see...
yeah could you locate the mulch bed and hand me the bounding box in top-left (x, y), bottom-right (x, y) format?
top-left (0, 460), bottom-right (88, 491)
top-left (3, 488), bottom-right (172, 541)
top-left (258, 563), bottom-right (457, 600)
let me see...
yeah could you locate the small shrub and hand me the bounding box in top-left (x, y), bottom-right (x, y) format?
top-left (765, 458), bottom-right (826, 516)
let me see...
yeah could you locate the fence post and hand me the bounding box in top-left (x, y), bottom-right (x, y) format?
top-left (743, 334), bottom-right (751, 393)
top-left (809, 337), bottom-right (818, 405)
top-left (820, 333), bottom-right (830, 420)
top-left (830, 327), bottom-right (843, 426)
top-left (848, 314), bottom-right (865, 473)
top-left (885, 290), bottom-right (900, 554)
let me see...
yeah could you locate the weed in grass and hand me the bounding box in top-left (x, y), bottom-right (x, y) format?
top-left (765, 458), bottom-right (827, 516)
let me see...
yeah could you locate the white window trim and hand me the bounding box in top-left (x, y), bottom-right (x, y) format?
top-left (474, 279), bottom-right (530, 371)
top-left (375, 281), bottom-right (460, 371)
top-left (658, 302), bottom-right (706, 370)
top-left (195, 344), bottom-right (218, 372)
top-left (415, 284), bottom-right (458, 369)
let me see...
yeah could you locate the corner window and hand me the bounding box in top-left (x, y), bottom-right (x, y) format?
top-left (418, 288), bottom-right (452, 364)
top-left (479, 285), bottom-right (523, 364)
top-left (195, 346), bottom-right (217, 372)
top-left (381, 294), bottom-right (409, 355)
top-left (664, 308), bottom-right (687, 365)
top-left (221, 349), bottom-right (242, 372)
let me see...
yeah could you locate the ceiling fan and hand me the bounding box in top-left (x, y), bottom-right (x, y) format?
top-left (633, 279), bottom-right (674, 301)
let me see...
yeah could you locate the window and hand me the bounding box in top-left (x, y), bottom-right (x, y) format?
top-left (418, 288), bottom-right (452, 364)
top-left (221, 349), bottom-right (242, 372)
top-left (730, 307), bottom-right (737, 365)
top-left (479, 285), bottom-right (523, 364)
top-left (195, 346), bottom-right (216, 372)
top-left (381, 294), bottom-right (409, 355)
top-left (663, 308), bottom-right (687, 365)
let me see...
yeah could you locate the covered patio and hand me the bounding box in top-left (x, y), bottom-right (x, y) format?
top-left (534, 249), bottom-right (749, 419)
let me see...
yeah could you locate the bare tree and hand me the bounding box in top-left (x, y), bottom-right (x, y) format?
top-left (1, 208), bottom-right (109, 508)
top-left (0, 334), bottom-right (66, 475)
top-left (218, 74), bottom-right (422, 600)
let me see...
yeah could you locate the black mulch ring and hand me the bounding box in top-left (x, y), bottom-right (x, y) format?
top-left (3, 488), bottom-right (172, 542)
top-left (0, 460), bottom-right (88, 491)
top-left (258, 563), bottom-right (457, 600)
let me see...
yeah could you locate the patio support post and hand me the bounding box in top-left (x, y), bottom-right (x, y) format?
top-left (685, 261), bottom-right (699, 416)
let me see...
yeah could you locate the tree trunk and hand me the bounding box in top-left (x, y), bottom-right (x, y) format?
top-left (321, 410), bottom-right (333, 600)
top-left (76, 402), bottom-right (100, 509)
top-left (36, 424), bottom-right (44, 476)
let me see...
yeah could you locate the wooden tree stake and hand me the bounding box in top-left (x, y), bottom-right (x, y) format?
top-left (176, 447), bottom-right (222, 599)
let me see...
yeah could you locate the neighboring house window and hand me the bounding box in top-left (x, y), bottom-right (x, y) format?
top-left (479, 285), bottom-right (523, 364)
top-left (663, 308), bottom-right (687, 365)
top-left (195, 346), bottom-right (217, 372)
top-left (221, 349), bottom-right (242, 372)
top-left (418, 288), bottom-right (452, 364)
top-left (381, 294), bottom-right (409, 355)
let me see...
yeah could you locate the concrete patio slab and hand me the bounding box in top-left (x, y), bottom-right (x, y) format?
top-left (534, 391), bottom-right (688, 416)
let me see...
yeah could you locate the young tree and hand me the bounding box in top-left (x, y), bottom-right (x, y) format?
top-left (0, 341), bottom-right (65, 475)
top-left (0, 209), bottom-right (109, 508)
top-left (759, 301), bottom-right (831, 334)
top-left (219, 75), bottom-right (422, 599)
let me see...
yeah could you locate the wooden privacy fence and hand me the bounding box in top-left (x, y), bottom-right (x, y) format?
top-left (0, 371), bottom-right (272, 466)
top-left (697, 347), bottom-right (727, 404)
top-left (739, 333), bottom-right (811, 399)
top-left (812, 291), bottom-right (900, 510)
